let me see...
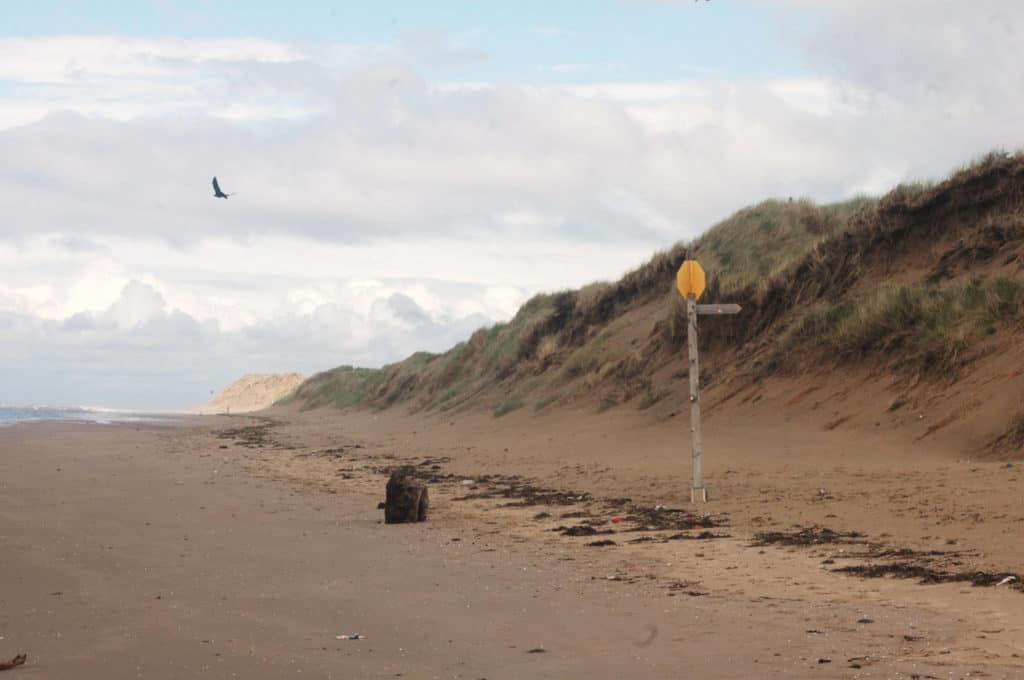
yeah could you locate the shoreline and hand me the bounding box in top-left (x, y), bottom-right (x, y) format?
top-left (0, 408), bottom-right (197, 429)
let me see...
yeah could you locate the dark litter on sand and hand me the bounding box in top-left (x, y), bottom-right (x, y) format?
top-left (449, 473), bottom-right (592, 507)
top-left (628, 530), bottom-right (729, 544)
top-left (552, 524), bottom-right (614, 537)
top-left (214, 418), bottom-right (290, 450)
top-left (586, 539), bottom-right (617, 547)
top-left (835, 563), bottom-right (1024, 590)
top-left (752, 526), bottom-right (866, 547)
top-left (752, 524), bottom-right (1024, 594)
top-left (619, 506), bottom-right (723, 532)
top-left (0, 654), bottom-right (26, 671)
top-left (296, 444), bottom-right (365, 460)
top-left (667, 581), bottom-right (707, 597)
top-left (667, 530), bottom-right (729, 541)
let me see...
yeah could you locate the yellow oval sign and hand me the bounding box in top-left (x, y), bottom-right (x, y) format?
top-left (676, 260), bottom-right (706, 300)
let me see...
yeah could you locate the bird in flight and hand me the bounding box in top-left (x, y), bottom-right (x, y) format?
top-left (211, 176), bottom-right (236, 199)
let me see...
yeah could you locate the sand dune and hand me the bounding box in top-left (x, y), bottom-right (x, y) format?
top-left (196, 373), bottom-right (304, 414)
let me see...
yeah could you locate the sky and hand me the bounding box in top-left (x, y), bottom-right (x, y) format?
top-left (2, 0), bottom-right (1023, 408)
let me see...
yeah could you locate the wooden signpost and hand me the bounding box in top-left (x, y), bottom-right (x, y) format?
top-left (676, 260), bottom-right (741, 503)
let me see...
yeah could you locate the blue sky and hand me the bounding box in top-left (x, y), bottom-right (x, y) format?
top-left (3, 0), bottom-right (807, 83)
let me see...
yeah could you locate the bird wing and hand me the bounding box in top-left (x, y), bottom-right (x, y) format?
top-left (212, 176), bottom-right (221, 194)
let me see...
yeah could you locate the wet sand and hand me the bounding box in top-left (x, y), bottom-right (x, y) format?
top-left (1, 415), bottom-right (1022, 678)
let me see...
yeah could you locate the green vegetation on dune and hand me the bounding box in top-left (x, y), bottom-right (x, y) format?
top-left (286, 292), bottom-right (572, 413)
top-left (533, 393), bottom-right (562, 412)
top-left (769, 276), bottom-right (1024, 377)
top-left (830, 277), bottom-right (1024, 361)
top-left (285, 351), bottom-right (438, 410)
top-left (493, 398), bottom-right (524, 417)
top-left (287, 365), bottom-right (388, 410)
top-left (691, 197), bottom-right (873, 293)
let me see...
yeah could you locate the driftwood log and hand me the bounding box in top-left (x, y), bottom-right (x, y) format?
top-left (384, 466), bottom-right (428, 524)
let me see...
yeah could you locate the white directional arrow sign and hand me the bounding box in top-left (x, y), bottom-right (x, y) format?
top-left (696, 304), bottom-right (742, 316)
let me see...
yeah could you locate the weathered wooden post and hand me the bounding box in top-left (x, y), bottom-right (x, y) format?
top-left (676, 260), bottom-right (741, 503)
top-left (685, 289), bottom-right (704, 502)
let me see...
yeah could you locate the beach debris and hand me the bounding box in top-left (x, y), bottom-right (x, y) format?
top-left (817, 658), bottom-right (832, 664)
top-left (857, 618), bottom-right (875, 624)
top-left (997, 575), bottom-right (1018, 586)
top-left (627, 536), bottom-right (658, 544)
top-left (552, 525), bottom-right (612, 537)
top-left (451, 475), bottom-right (591, 507)
top-left (586, 539), bottom-right (616, 547)
top-left (665, 581), bottom-right (708, 597)
top-left (0, 654), bottom-right (26, 671)
top-left (636, 624), bottom-right (658, 648)
top-left (527, 647), bottom-right (546, 654)
top-left (837, 562), bottom-right (1023, 588)
top-left (611, 516), bottom-right (621, 524)
top-left (629, 530), bottom-right (728, 544)
top-left (619, 506), bottom-right (723, 532)
top-left (752, 526), bottom-right (865, 547)
top-left (383, 466), bottom-right (429, 524)
top-left (335, 634), bottom-right (365, 640)
top-left (460, 479), bottom-right (476, 486)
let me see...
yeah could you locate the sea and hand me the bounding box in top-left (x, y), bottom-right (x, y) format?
top-left (0, 405), bottom-right (181, 427)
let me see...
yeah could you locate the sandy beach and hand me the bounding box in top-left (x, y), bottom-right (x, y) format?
top-left (1, 408), bottom-right (1021, 679)
top-left (7, 3), bottom-right (1024, 679)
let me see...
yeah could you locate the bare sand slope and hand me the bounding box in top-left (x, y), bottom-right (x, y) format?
top-left (3, 414), bottom-right (1020, 678)
top-left (196, 373), bottom-right (305, 415)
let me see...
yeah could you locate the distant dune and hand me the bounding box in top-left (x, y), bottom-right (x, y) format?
top-left (199, 373), bottom-right (305, 414)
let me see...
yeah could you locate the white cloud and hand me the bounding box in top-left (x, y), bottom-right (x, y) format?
top-left (0, 36), bottom-right (306, 84)
top-left (0, 231), bottom-right (657, 408)
top-left (774, 0), bottom-right (1024, 102)
top-left (0, 36), bottom-right (340, 128)
top-left (102, 280), bottom-right (168, 330)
